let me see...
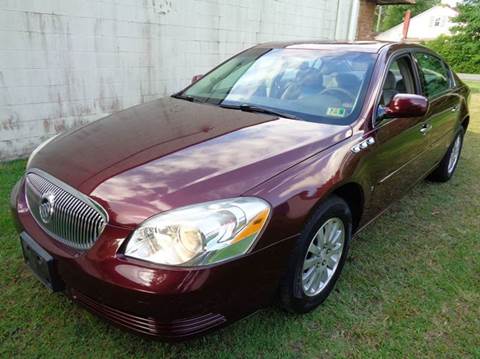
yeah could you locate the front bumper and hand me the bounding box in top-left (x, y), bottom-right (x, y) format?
top-left (11, 179), bottom-right (297, 340)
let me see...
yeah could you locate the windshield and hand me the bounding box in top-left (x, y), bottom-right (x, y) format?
top-left (180, 47), bottom-right (376, 124)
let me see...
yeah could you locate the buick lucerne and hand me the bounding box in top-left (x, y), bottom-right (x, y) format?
top-left (10, 41), bottom-right (470, 340)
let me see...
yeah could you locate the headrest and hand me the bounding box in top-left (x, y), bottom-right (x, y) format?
top-left (384, 71), bottom-right (397, 90)
top-left (320, 60), bottom-right (346, 75)
top-left (335, 73), bottom-right (360, 88)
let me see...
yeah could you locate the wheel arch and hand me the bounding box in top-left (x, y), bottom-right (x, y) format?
top-left (306, 181), bottom-right (366, 234)
top-left (331, 182), bottom-right (365, 232)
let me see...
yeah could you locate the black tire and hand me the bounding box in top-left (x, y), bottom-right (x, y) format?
top-left (428, 129), bottom-right (464, 182)
top-left (279, 195), bottom-right (352, 314)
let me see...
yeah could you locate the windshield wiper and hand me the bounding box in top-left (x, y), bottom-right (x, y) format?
top-left (220, 103), bottom-right (301, 120)
top-left (171, 93), bottom-right (195, 102)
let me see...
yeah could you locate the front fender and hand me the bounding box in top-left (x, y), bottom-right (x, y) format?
top-left (244, 139), bottom-right (364, 250)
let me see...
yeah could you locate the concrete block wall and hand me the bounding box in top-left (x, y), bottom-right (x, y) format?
top-left (0, 0), bottom-right (354, 161)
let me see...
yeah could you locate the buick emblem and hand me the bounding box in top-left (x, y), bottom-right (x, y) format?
top-left (39, 192), bottom-right (55, 224)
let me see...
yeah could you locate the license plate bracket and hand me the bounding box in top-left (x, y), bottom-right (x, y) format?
top-left (20, 232), bottom-right (64, 292)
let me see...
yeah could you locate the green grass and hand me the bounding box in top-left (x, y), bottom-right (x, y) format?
top-left (1, 95), bottom-right (480, 359)
top-left (465, 80), bottom-right (480, 94)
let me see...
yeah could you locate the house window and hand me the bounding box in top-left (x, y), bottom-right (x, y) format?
top-left (434, 17), bottom-right (442, 27)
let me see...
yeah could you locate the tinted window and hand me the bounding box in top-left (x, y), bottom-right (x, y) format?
top-left (380, 56), bottom-right (416, 106)
top-left (182, 48), bottom-right (376, 124)
top-left (414, 53), bottom-right (450, 97)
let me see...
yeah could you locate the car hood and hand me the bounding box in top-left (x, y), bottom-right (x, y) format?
top-left (30, 97), bottom-right (352, 228)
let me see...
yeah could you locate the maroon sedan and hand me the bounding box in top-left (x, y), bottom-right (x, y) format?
top-left (10, 41), bottom-right (470, 340)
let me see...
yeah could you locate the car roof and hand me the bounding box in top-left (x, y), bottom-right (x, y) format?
top-left (255, 41), bottom-right (408, 53)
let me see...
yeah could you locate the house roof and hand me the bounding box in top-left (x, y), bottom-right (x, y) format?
top-left (375, 5), bottom-right (458, 41)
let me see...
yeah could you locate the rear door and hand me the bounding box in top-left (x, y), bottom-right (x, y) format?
top-left (412, 51), bottom-right (461, 165)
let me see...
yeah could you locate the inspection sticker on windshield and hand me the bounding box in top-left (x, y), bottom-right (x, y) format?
top-left (326, 107), bottom-right (346, 117)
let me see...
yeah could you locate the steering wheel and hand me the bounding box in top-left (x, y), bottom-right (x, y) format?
top-left (318, 88), bottom-right (355, 104)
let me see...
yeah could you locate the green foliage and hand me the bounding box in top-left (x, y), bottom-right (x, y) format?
top-left (451, 0), bottom-right (480, 40)
top-left (426, 35), bottom-right (480, 73)
top-left (425, 0), bottom-right (480, 74)
top-left (377, 0), bottom-right (439, 32)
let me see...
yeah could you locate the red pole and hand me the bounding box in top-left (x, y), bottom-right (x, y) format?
top-left (402, 10), bottom-right (411, 40)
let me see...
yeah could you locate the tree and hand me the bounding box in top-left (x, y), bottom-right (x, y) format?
top-left (377, 0), bottom-right (440, 32)
top-left (450, 0), bottom-right (480, 40)
top-left (426, 0), bottom-right (480, 73)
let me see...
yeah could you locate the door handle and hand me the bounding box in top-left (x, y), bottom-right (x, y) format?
top-left (420, 123), bottom-right (432, 135)
top-left (451, 105), bottom-right (458, 112)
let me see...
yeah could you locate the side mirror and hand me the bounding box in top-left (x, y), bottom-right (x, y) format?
top-left (191, 74), bottom-right (203, 84)
top-left (383, 94), bottom-right (429, 119)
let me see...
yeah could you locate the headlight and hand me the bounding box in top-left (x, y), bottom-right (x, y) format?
top-left (26, 134), bottom-right (59, 168)
top-left (123, 197), bottom-right (271, 267)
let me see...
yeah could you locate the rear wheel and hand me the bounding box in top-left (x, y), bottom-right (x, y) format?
top-left (428, 129), bottom-right (464, 182)
top-left (279, 195), bottom-right (351, 313)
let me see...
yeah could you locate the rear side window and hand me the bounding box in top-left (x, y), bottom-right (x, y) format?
top-left (414, 53), bottom-right (450, 97)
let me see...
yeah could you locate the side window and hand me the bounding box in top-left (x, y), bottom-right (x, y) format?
top-left (380, 56), bottom-right (416, 106)
top-left (414, 53), bottom-right (450, 98)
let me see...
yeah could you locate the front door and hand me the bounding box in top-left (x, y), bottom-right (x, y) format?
top-left (363, 54), bottom-right (432, 216)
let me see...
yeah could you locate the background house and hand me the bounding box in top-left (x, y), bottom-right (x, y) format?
top-left (376, 2), bottom-right (459, 42)
top-left (0, 0), bottom-right (411, 161)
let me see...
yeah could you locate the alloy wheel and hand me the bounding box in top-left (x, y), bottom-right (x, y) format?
top-left (301, 217), bottom-right (345, 297)
top-left (447, 135), bottom-right (461, 174)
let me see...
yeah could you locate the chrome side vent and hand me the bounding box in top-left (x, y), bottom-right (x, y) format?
top-left (25, 169), bottom-right (108, 250)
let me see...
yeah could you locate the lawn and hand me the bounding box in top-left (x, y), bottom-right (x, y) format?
top-left (1, 89), bottom-right (479, 358)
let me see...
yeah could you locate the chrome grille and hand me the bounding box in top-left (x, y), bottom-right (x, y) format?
top-left (25, 169), bottom-right (108, 250)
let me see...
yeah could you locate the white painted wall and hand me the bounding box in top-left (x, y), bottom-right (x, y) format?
top-left (0, 0), bottom-right (356, 161)
top-left (375, 5), bottom-right (458, 42)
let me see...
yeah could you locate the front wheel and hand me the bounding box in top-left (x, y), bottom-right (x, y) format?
top-left (428, 129), bottom-right (464, 182)
top-left (279, 195), bottom-right (352, 313)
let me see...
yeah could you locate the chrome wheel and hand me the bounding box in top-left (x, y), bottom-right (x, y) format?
top-left (447, 135), bottom-right (461, 174)
top-left (302, 217), bottom-right (345, 297)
